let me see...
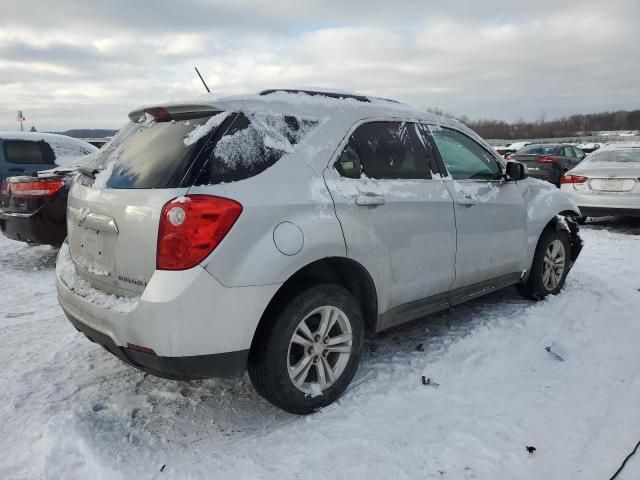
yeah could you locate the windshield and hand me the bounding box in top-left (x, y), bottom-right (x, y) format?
top-left (518, 145), bottom-right (557, 155)
top-left (586, 148), bottom-right (640, 163)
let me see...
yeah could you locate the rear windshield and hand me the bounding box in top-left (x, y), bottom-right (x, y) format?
top-left (82, 111), bottom-right (319, 188)
top-left (518, 145), bottom-right (557, 155)
top-left (586, 148), bottom-right (640, 163)
top-left (3, 140), bottom-right (54, 164)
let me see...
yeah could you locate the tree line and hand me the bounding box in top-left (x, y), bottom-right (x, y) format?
top-left (426, 108), bottom-right (640, 140)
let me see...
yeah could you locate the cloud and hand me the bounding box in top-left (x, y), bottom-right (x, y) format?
top-left (0, 0), bottom-right (639, 131)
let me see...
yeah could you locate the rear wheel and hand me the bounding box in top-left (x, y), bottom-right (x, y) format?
top-left (518, 228), bottom-right (571, 300)
top-left (248, 284), bottom-right (364, 414)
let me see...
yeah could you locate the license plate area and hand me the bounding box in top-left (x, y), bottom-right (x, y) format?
top-left (74, 226), bottom-right (116, 276)
top-left (590, 178), bottom-right (634, 192)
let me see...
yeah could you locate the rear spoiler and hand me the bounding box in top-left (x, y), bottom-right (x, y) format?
top-left (128, 103), bottom-right (221, 122)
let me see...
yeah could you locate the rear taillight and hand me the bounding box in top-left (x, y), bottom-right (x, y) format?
top-left (157, 195), bottom-right (243, 271)
top-left (506, 154), bottom-right (515, 160)
top-left (561, 174), bottom-right (588, 184)
top-left (9, 179), bottom-right (65, 198)
top-left (537, 156), bottom-right (557, 164)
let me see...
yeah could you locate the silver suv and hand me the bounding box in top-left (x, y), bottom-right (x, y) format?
top-left (56, 90), bottom-right (583, 414)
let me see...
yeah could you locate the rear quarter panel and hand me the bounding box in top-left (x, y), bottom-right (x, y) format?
top-left (188, 144), bottom-right (347, 288)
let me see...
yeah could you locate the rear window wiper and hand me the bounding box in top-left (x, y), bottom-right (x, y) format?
top-left (78, 166), bottom-right (99, 179)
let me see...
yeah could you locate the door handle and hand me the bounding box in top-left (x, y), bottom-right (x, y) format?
top-left (356, 193), bottom-right (386, 206)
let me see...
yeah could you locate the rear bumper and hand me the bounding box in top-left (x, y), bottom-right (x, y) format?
top-left (56, 243), bottom-right (281, 379)
top-left (0, 197), bottom-right (67, 245)
top-left (578, 206), bottom-right (640, 218)
top-left (560, 186), bottom-right (640, 217)
top-left (64, 309), bottom-right (249, 379)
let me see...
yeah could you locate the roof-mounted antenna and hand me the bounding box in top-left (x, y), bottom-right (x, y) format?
top-left (194, 66), bottom-right (211, 93)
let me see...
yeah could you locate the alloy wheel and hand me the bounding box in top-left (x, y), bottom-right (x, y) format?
top-left (542, 239), bottom-right (566, 291)
top-left (287, 305), bottom-right (353, 394)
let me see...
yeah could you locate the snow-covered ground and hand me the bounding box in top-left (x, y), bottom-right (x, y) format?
top-left (1, 219), bottom-right (639, 480)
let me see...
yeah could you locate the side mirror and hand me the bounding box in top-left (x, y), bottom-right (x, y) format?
top-left (506, 161), bottom-right (528, 181)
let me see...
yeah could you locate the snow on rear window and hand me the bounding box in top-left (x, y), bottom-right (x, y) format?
top-left (215, 113), bottom-right (318, 167)
top-left (184, 112), bottom-right (230, 146)
top-left (195, 112), bottom-right (320, 185)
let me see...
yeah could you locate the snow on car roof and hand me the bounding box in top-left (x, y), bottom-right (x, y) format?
top-left (128, 89), bottom-right (487, 146)
top-left (0, 131), bottom-right (98, 166)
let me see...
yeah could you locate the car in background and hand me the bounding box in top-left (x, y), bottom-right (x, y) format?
top-left (0, 134), bottom-right (98, 245)
top-left (494, 141), bottom-right (532, 158)
top-left (508, 144), bottom-right (586, 186)
top-left (561, 142), bottom-right (640, 219)
top-left (0, 131), bottom-right (97, 183)
top-left (576, 142), bottom-right (602, 154)
top-left (55, 89), bottom-right (582, 414)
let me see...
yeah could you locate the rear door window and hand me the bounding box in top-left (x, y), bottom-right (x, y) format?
top-left (562, 146), bottom-right (576, 158)
top-left (3, 140), bottom-right (54, 165)
top-left (335, 122), bottom-right (432, 179)
top-left (193, 113), bottom-right (319, 185)
top-left (429, 127), bottom-right (502, 180)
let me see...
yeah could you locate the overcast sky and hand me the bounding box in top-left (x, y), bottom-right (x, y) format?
top-left (1, 0), bottom-right (639, 131)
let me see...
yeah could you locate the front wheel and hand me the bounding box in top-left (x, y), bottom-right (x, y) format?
top-left (248, 284), bottom-right (364, 414)
top-left (518, 229), bottom-right (571, 300)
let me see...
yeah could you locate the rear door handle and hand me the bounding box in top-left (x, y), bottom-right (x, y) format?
top-left (356, 193), bottom-right (386, 206)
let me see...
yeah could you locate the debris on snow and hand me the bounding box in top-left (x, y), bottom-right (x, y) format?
top-left (545, 341), bottom-right (569, 361)
top-left (422, 376), bottom-right (439, 388)
top-left (526, 446), bottom-right (537, 454)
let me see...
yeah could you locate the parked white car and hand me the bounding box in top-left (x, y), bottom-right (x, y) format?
top-left (56, 90), bottom-right (583, 413)
top-left (561, 142), bottom-right (640, 219)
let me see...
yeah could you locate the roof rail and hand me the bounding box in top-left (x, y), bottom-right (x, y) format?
top-left (258, 88), bottom-right (401, 105)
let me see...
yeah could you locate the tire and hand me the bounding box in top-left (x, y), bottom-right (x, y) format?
top-left (518, 228), bottom-right (571, 300)
top-left (248, 284), bottom-right (364, 414)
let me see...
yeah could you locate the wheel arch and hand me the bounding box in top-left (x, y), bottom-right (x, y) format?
top-left (249, 257), bottom-right (378, 352)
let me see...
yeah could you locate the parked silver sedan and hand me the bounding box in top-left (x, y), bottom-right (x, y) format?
top-left (561, 142), bottom-right (640, 218)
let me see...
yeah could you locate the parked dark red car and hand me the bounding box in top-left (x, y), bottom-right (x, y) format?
top-left (1, 171), bottom-right (72, 246)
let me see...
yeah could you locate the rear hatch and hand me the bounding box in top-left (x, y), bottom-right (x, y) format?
top-left (65, 104), bottom-right (321, 297)
top-left (66, 107), bottom-right (225, 297)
